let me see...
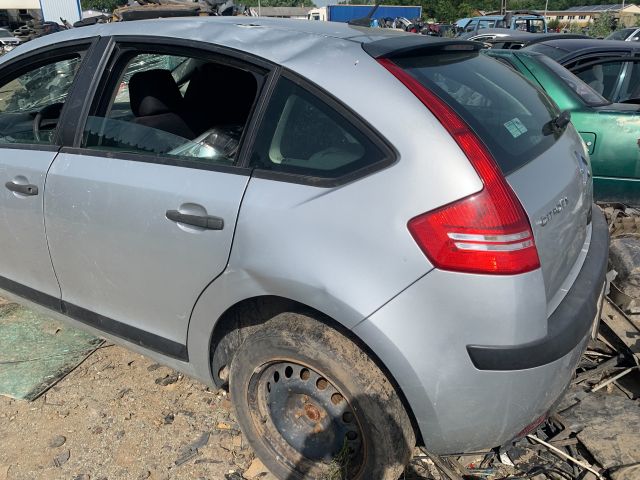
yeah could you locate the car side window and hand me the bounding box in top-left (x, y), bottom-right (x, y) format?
top-left (0, 55), bottom-right (82, 145)
top-left (612, 61), bottom-right (640, 102)
top-left (249, 77), bottom-right (387, 181)
top-left (81, 51), bottom-right (260, 167)
top-left (464, 20), bottom-right (478, 33)
top-left (573, 61), bottom-right (624, 100)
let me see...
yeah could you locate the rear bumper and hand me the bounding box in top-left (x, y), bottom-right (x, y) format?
top-left (467, 206), bottom-right (609, 370)
top-left (353, 205), bottom-right (609, 453)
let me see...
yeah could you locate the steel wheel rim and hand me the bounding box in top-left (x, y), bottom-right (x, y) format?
top-left (248, 360), bottom-right (366, 478)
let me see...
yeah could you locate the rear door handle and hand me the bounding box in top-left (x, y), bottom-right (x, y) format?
top-left (5, 181), bottom-right (38, 196)
top-left (166, 210), bottom-right (224, 230)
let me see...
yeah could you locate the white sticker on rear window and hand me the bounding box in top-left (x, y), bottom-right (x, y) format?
top-left (504, 118), bottom-right (528, 138)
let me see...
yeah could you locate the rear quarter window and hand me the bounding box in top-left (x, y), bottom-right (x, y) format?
top-left (394, 52), bottom-right (560, 175)
top-left (249, 77), bottom-right (391, 184)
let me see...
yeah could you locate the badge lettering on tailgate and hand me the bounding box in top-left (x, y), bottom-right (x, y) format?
top-left (537, 197), bottom-right (569, 227)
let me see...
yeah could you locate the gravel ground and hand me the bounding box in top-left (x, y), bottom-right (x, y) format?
top-left (0, 343), bottom-right (440, 480)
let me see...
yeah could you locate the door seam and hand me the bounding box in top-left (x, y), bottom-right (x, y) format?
top-left (42, 147), bottom-right (64, 307)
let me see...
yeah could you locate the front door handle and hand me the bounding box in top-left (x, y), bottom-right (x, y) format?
top-left (5, 181), bottom-right (38, 196)
top-left (166, 210), bottom-right (224, 230)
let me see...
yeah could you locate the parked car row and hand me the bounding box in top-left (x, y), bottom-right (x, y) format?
top-left (470, 34), bottom-right (640, 206)
top-left (488, 48), bottom-right (640, 206)
top-left (0, 18), bottom-right (612, 480)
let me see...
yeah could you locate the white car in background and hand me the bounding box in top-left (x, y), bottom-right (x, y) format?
top-left (606, 27), bottom-right (640, 41)
top-left (0, 28), bottom-right (20, 54)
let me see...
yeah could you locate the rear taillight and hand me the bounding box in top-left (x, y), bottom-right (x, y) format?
top-left (378, 58), bottom-right (540, 275)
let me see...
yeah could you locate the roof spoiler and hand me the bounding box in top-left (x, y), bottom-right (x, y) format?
top-left (363, 36), bottom-right (483, 59)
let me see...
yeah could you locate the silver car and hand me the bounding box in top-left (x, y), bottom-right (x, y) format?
top-left (0, 18), bottom-right (608, 479)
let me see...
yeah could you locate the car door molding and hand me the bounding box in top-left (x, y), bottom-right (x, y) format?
top-left (62, 301), bottom-right (189, 360)
top-left (0, 274), bottom-right (61, 311)
top-left (0, 272), bottom-right (189, 360)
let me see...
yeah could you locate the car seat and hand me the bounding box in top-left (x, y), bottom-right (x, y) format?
top-left (128, 69), bottom-right (195, 139)
top-left (183, 63), bottom-right (257, 136)
top-left (588, 64), bottom-right (605, 95)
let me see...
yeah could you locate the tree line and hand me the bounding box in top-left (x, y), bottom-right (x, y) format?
top-left (81, 0), bottom-right (625, 24)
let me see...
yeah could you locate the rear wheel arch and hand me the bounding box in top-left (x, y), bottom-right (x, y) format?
top-left (207, 294), bottom-right (423, 445)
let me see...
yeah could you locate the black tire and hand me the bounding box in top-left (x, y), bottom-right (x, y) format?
top-left (229, 312), bottom-right (415, 480)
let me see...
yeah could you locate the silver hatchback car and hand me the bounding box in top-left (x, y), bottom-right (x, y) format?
top-left (0, 18), bottom-right (608, 479)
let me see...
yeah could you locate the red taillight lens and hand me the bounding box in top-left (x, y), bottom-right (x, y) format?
top-left (378, 58), bottom-right (540, 275)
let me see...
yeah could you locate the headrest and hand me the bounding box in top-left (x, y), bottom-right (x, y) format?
top-left (592, 64), bottom-right (603, 82)
top-left (184, 63), bottom-right (257, 122)
top-left (129, 69), bottom-right (185, 117)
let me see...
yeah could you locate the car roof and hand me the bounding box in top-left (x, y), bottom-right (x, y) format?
top-left (483, 32), bottom-right (589, 45)
top-left (3, 17), bottom-right (471, 65)
top-left (528, 38), bottom-right (640, 52)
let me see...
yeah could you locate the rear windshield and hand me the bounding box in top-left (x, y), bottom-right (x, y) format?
top-left (394, 52), bottom-right (560, 175)
top-left (535, 54), bottom-right (610, 106)
top-left (526, 43), bottom-right (570, 61)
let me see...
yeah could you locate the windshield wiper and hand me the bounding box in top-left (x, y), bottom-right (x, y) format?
top-left (542, 110), bottom-right (571, 136)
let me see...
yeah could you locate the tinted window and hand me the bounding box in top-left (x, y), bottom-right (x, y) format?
top-left (526, 43), bottom-right (570, 61)
top-left (573, 61), bottom-right (624, 100)
top-left (514, 18), bottom-right (545, 33)
top-left (464, 20), bottom-right (478, 32)
top-left (250, 78), bottom-right (387, 180)
top-left (611, 61), bottom-right (640, 102)
top-left (82, 51), bottom-right (259, 167)
top-left (478, 20), bottom-right (495, 29)
top-left (535, 54), bottom-right (610, 106)
top-left (395, 52), bottom-right (560, 175)
top-left (0, 55), bottom-right (82, 145)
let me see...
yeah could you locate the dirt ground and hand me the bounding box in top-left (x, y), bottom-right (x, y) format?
top-left (0, 343), bottom-right (439, 480)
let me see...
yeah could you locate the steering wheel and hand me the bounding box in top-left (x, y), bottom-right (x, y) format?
top-left (33, 102), bottom-right (64, 143)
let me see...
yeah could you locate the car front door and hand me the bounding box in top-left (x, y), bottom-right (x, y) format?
top-left (44, 40), bottom-right (267, 359)
top-left (0, 41), bottom-right (93, 306)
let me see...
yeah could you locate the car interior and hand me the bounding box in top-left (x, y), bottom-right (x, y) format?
top-left (573, 60), bottom-right (624, 100)
top-left (83, 53), bottom-right (259, 165)
top-left (0, 55), bottom-right (82, 144)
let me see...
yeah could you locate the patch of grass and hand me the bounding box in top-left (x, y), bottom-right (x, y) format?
top-left (322, 440), bottom-right (351, 480)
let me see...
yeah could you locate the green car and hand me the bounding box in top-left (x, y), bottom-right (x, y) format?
top-left (487, 49), bottom-right (640, 205)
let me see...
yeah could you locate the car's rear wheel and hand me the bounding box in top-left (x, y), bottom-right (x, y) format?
top-left (229, 312), bottom-right (415, 480)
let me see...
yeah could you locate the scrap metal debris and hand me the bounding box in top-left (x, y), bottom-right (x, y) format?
top-left (155, 372), bottom-right (181, 386)
top-left (174, 431), bottom-right (211, 467)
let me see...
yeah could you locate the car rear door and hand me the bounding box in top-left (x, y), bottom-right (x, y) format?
top-left (44, 39), bottom-right (268, 358)
top-left (0, 39), bottom-right (95, 306)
